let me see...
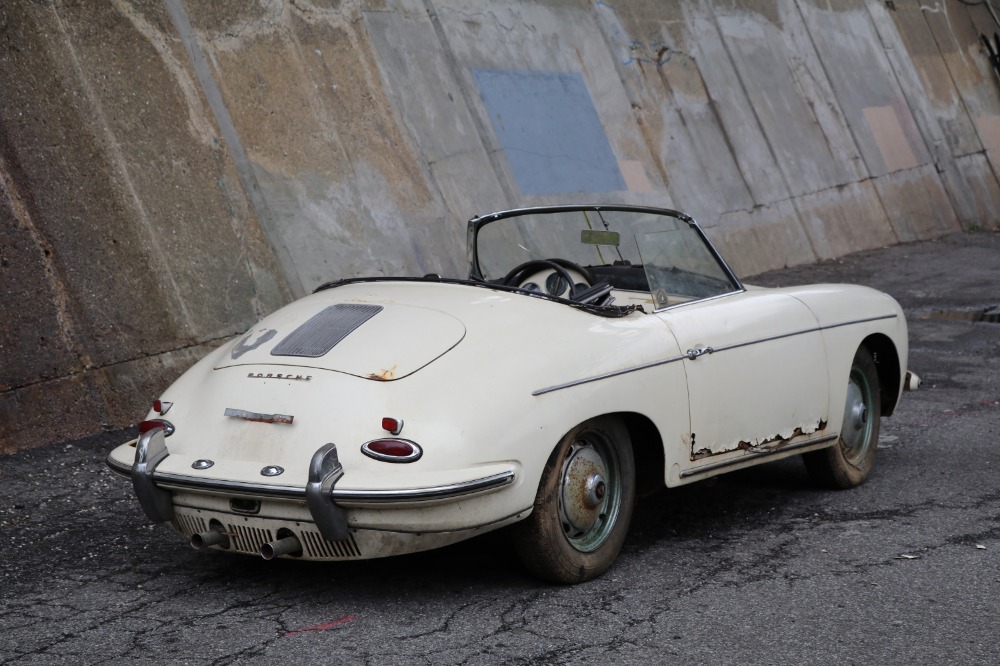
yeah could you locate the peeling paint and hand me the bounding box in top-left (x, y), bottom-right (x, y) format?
top-left (230, 329), bottom-right (278, 359)
top-left (691, 419), bottom-right (828, 460)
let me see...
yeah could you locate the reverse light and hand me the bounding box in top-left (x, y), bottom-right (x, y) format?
top-left (138, 419), bottom-right (175, 436)
top-left (361, 438), bottom-right (422, 463)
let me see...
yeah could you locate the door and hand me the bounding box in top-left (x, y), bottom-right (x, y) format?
top-left (659, 290), bottom-right (830, 462)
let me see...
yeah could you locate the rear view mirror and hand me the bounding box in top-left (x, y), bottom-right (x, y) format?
top-left (581, 229), bottom-right (620, 246)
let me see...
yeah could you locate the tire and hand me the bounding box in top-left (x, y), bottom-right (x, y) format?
top-left (804, 346), bottom-right (881, 489)
top-left (512, 416), bottom-right (635, 584)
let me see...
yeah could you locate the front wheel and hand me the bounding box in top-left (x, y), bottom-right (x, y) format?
top-left (804, 346), bottom-right (881, 489)
top-left (512, 417), bottom-right (635, 584)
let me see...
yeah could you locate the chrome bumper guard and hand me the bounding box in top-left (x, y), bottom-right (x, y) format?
top-left (131, 427), bottom-right (174, 523)
top-left (305, 443), bottom-right (349, 541)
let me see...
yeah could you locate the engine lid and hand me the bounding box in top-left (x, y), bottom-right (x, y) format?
top-left (214, 300), bottom-right (466, 381)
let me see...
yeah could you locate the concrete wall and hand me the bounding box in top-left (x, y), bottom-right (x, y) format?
top-left (2, 0), bottom-right (999, 452)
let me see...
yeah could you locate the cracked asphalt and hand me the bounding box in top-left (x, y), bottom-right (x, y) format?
top-left (2, 231), bottom-right (999, 664)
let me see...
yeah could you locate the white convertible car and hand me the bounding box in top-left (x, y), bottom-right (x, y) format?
top-left (107, 205), bottom-right (916, 583)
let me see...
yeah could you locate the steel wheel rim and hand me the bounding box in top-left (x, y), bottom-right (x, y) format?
top-left (558, 431), bottom-right (622, 553)
top-left (840, 365), bottom-right (874, 466)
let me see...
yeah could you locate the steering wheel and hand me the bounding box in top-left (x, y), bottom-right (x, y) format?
top-left (501, 258), bottom-right (594, 300)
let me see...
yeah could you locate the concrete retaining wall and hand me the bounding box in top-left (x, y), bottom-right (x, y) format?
top-left (2, 0), bottom-right (999, 452)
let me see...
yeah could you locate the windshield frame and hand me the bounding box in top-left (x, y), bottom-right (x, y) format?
top-left (467, 204), bottom-right (744, 311)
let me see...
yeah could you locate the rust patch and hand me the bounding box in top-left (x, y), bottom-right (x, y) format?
top-left (691, 420), bottom-right (828, 460)
top-left (739, 419), bottom-right (829, 451)
top-left (367, 365), bottom-right (397, 381)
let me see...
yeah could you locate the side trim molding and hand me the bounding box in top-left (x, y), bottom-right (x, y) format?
top-left (533, 314), bottom-right (898, 396)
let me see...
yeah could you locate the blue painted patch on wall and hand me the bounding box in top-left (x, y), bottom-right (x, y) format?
top-left (474, 69), bottom-right (626, 195)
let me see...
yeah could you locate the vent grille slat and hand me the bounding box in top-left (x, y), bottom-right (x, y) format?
top-left (300, 530), bottom-right (362, 558)
top-left (172, 514), bottom-right (206, 537)
top-left (271, 304), bottom-right (382, 358)
top-left (171, 510), bottom-right (363, 560)
top-left (228, 524), bottom-right (273, 555)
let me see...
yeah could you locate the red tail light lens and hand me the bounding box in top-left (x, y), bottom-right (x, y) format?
top-left (381, 417), bottom-right (404, 435)
top-left (138, 419), bottom-right (175, 436)
top-left (361, 438), bottom-right (422, 463)
top-left (153, 400), bottom-right (173, 415)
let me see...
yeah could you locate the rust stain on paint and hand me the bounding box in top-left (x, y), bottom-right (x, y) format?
top-left (367, 364), bottom-right (397, 381)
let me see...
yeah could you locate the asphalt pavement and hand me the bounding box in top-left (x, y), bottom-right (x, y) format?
top-left (1, 231), bottom-right (998, 664)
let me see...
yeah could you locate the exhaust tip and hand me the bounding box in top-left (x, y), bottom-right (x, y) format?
top-left (260, 533), bottom-right (302, 560)
top-left (191, 528), bottom-right (230, 550)
top-left (191, 520), bottom-right (230, 550)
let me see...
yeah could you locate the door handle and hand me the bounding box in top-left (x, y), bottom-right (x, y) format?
top-left (685, 346), bottom-right (714, 360)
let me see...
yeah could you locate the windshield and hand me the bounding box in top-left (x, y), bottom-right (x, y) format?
top-left (470, 206), bottom-right (741, 309)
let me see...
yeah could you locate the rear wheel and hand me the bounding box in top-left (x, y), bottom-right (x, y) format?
top-left (804, 346), bottom-right (881, 488)
top-left (513, 417), bottom-right (635, 584)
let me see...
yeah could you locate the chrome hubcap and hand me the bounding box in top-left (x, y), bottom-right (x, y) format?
top-left (558, 435), bottom-right (621, 552)
top-left (841, 368), bottom-right (874, 465)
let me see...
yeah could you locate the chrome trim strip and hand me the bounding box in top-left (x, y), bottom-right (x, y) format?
top-left (679, 434), bottom-right (839, 479)
top-left (332, 471), bottom-right (515, 502)
top-left (652, 288), bottom-right (745, 314)
top-left (533, 354), bottom-right (688, 396)
top-left (821, 313), bottom-right (898, 329)
top-left (532, 314), bottom-right (899, 396)
top-left (156, 473), bottom-right (305, 498)
top-left (709, 314), bottom-right (898, 355)
top-left (117, 467), bottom-right (516, 503)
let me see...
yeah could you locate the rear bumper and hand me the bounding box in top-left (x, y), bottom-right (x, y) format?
top-left (107, 428), bottom-right (531, 560)
top-left (106, 447), bottom-right (516, 505)
top-left (107, 428), bottom-right (525, 560)
top-left (108, 454), bottom-right (515, 504)
top-left (107, 428), bottom-right (517, 523)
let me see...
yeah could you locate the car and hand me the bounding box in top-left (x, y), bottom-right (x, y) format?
top-left (107, 204), bottom-right (917, 584)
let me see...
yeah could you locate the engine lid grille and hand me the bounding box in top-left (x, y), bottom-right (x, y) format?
top-left (271, 304), bottom-right (383, 358)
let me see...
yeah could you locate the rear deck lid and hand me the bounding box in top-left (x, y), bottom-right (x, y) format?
top-left (214, 301), bottom-right (466, 381)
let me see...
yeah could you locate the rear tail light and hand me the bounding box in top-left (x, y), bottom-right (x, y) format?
top-left (139, 419), bottom-right (175, 436)
top-left (361, 438), bottom-right (422, 463)
top-left (153, 400), bottom-right (172, 415)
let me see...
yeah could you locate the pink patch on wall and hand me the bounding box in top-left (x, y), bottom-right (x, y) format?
top-left (619, 160), bottom-right (653, 193)
top-left (975, 115), bottom-right (1000, 160)
top-left (863, 106), bottom-right (918, 173)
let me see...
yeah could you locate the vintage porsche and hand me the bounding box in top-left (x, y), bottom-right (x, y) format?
top-left (107, 205), bottom-right (916, 583)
